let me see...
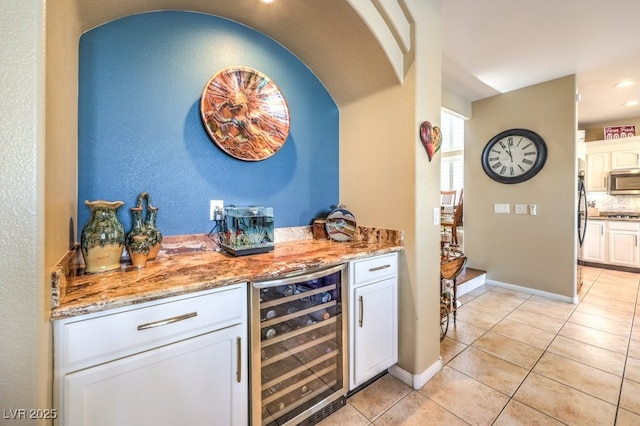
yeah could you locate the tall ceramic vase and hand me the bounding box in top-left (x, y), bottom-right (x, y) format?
top-left (80, 200), bottom-right (126, 273)
top-left (126, 206), bottom-right (150, 268)
top-left (139, 192), bottom-right (162, 260)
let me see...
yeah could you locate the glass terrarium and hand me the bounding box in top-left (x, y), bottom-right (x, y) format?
top-left (219, 206), bottom-right (274, 256)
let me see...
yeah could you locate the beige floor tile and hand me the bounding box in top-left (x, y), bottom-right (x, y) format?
top-left (533, 352), bottom-right (622, 404)
top-left (491, 318), bottom-right (555, 350)
top-left (517, 299), bottom-right (574, 321)
top-left (347, 373), bottom-right (411, 421)
top-left (546, 335), bottom-right (626, 376)
top-left (620, 378), bottom-right (640, 415)
top-left (419, 366), bottom-right (509, 425)
top-left (493, 400), bottom-right (564, 425)
top-left (465, 285), bottom-right (492, 298)
top-left (587, 286), bottom-right (637, 302)
top-left (559, 321), bottom-right (629, 355)
top-left (616, 408), bottom-right (640, 425)
top-left (448, 347), bottom-right (528, 396)
top-left (628, 338), bottom-right (640, 359)
top-left (444, 319), bottom-right (486, 345)
top-left (513, 372), bottom-right (617, 425)
top-left (505, 308), bottom-right (566, 334)
top-left (472, 331), bottom-right (544, 369)
top-left (568, 310), bottom-right (631, 337)
top-left (374, 391), bottom-right (467, 426)
top-left (581, 293), bottom-right (636, 313)
top-left (462, 296), bottom-right (519, 317)
top-left (624, 355), bottom-right (640, 383)
top-left (316, 404), bottom-right (370, 426)
top-left (454, 305), bottom-right (503, 331)
top-left (489, 286), bottom-right (531, 300)
top-left (575, 302), bottom-right (634, 324)
top-left (440, 337), bottom-right (467, 365)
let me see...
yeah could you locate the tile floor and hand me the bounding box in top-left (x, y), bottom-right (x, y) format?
top-left (319, 266), bottom-right (640, 425)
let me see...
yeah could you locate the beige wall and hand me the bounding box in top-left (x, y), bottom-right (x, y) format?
top-left (0, 0), bottom-right (51, 421)
top-left (581, 117), bottom-right (640, 142)
top-left (465, 75), bottom-right (577, 299)
top-left (341, 0), bottom-right (443, 378)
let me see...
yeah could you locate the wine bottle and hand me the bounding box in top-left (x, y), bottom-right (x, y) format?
top-left (276, 284), bottom-right (295, 296)
top-left (261, 308), bottom-right (277, 322)
top-left (262, 327), bottom-right (277, 340)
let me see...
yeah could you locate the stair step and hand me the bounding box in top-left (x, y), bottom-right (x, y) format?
top-left (455, 267), bottom-right (486, 297)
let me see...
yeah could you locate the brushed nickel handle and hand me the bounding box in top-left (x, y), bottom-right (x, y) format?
top-left (137, 312), bottom-right (197, 330)
top-left (369, 264), bottom-right (391, 272)
top-left (236, 337), bottom-right (242, 383)
top-left (359, 295), bottom-right (363, 327)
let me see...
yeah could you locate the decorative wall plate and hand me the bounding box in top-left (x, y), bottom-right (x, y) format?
top-left (200, 66), bottom-right (290, 161)
top-left (325, 205), bottom-right (357, 242)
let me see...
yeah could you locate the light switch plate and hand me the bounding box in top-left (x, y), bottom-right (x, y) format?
top-left (515, 204), bottom-right (528, 215)
top-left (433, 207), bottom-right (440, 225)
top-left (530, 204), bottom-right (537, 215)
top-left (494, 203), bottom-right (510, 214)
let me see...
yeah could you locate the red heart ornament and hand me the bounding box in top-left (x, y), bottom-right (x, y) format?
top-left (420, 121), bottom-right (435, 161)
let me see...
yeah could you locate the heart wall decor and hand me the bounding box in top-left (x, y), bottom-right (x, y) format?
top-left (419, 121), bottom-right (442, 162)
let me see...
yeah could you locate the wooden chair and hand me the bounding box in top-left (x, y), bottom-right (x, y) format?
top-left (440, 190), bottom-right (457, 206)
top-left (441, 190), bottom-right (463, 245)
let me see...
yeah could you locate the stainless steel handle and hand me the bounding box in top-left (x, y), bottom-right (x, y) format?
top-left (358, 295), bottom-right (363, 327)
top-left (137, 312), bottom-right (197, 330)
top-left (236, 337), bottom-right (242, 383)
top-left (253, 264), bottom-right (345, 289)
top-left (369, 264), bottom-right (391, 272)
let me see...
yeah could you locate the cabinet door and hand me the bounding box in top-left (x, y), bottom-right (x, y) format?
top-left (64, 325), bottom-right (246, 426)
top-left (611, 150), bottom-right (640, 169)
top-left (586, 152), bottom-right (610, 192)
top-left (351, 277), bottom-right (397, 390)
top-left (608, 229), bottom-right (640, 267)
top-left (582, 221), bottom-right (606, 263)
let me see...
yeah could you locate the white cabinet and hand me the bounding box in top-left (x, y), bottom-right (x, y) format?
top-left (608, 221), bottom-right (640, 267)
top-left (611, 149), bottom-right (640, 169)
top-left (582, 220), bottom-right (606, 263)
top-left (348, 253), bottom-right (398, 391)
top-left (54, 284), bottom-right (248, 426)
top-left (586, 152), bottom-right (610, 192)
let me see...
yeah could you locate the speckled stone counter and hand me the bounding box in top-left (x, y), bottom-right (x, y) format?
top-left (50, 226), bottom-right (403, 319)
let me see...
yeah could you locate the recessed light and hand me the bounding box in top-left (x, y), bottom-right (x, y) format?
top-left (261, 0), bottom-right (275, 3)
top-left (616, 80), bottom-right (635, 88)
top-left (623, 100), bottom-right (639, 107)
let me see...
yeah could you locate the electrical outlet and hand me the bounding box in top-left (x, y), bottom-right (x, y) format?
top-left (209, 200), bottom-right (224, 221)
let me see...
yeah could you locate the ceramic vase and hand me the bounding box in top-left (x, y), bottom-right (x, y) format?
top-left (80, 200), bottom-right (126, 273)
top-left (126, 206), bottom-right (150, 268)
top-left (139, 193), bottom-right (162, 260)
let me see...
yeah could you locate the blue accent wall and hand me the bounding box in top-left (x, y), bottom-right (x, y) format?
top-left (78, 11), bottom-right (339, 236)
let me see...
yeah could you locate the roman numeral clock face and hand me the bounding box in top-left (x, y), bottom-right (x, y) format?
top-left (481, 129), bottom-right (547, 184)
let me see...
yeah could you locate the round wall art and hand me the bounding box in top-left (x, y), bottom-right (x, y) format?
top-left (200, 66), bottom-right (290, 161)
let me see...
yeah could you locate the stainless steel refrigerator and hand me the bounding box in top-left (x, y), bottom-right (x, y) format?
top-left (577, 170), bottom-right (588, 287)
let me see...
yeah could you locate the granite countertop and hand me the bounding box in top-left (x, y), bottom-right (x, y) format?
top-left (50, 226), bottom-right (403, 320)
top-left (587, 212), bottom-right (640, 221)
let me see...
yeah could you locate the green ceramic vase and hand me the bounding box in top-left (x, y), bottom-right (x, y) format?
top-left (80, 200), bottom-right (126, 273)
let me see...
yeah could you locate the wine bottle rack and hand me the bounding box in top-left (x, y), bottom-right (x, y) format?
top-left (252, 267), bottom-right (346, 426)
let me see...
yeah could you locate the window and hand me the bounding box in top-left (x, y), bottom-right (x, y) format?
top-left (440, 109), bottom-right (464, 192)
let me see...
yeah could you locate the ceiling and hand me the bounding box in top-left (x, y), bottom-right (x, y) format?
top-left (442, 0), bottom-right (640, 126)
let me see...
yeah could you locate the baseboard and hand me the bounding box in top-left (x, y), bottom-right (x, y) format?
top-left (388, 358), bottom-right (442, 390)
top-left (485, 279), bottom-right (577, 304)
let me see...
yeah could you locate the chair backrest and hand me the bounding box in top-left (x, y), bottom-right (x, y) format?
top-left (440, 190), bottom-right (457, 206)
top-left (454, 189), bottom-right (463, 226)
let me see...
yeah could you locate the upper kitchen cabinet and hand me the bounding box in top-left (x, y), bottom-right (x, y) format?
top-left (585, 136), bottom-right (640, 192)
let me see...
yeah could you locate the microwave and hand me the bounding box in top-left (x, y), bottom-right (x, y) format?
top-left (609, 169), bottom-right (640, 195)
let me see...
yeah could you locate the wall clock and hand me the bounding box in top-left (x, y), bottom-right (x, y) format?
top-left (481, 128), bottom-right (547, 184)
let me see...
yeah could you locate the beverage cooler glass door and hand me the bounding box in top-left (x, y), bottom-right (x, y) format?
top-left (250, 264), bottom-right (348, 426)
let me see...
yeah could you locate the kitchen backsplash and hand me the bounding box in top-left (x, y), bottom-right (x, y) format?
top-left (589, 192), bottom-right (640, 213)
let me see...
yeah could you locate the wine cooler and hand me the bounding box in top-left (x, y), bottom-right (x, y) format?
top-left (250, 264), bottom-right (348, 425)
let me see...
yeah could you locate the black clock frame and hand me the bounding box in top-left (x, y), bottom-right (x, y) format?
top-left (481, 128), bottom-right (547, 184)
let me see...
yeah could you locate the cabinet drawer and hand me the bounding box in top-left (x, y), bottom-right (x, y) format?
top-left (607, 221), bottom-right (640, 231)
top-left (58, 285), bottom-right (245, 372)
top-left (351, 253), bottom-right (398, 286)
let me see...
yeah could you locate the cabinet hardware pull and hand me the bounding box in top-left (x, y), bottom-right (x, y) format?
top-left (359, 295), bottom-right (364, 327)
top-left (236, 337), bottom-right (242, 383)
top-left (368, 264), bottom-right (391, 272)
top-left (137, 312), bottom-right (197, 330)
